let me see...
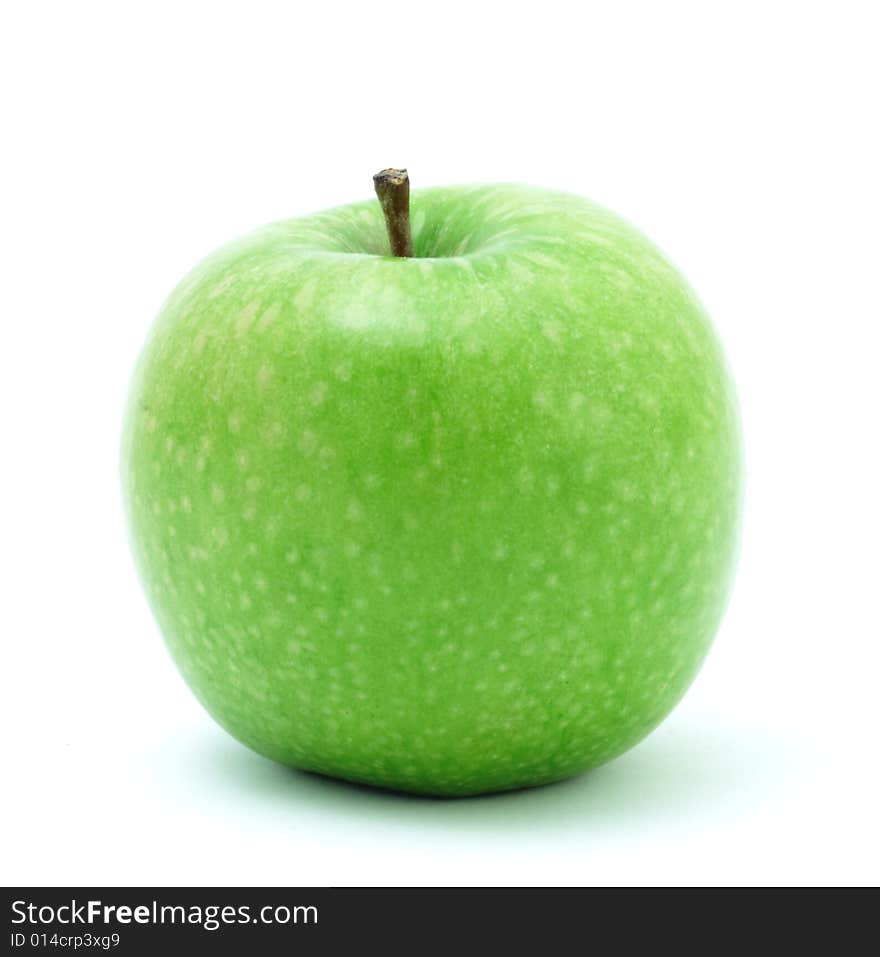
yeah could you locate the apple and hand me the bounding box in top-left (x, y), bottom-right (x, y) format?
top-left (121, 171), bottom-right (742, 796)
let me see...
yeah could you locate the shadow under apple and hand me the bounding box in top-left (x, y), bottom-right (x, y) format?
top-left (162, 716), bottom-right (805, 839)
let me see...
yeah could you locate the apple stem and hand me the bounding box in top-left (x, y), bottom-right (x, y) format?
top-left (373, 168), bottom-right (414, 258)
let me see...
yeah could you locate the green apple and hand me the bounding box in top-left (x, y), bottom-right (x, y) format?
top-left (121, 174), bottom-right (742, 796)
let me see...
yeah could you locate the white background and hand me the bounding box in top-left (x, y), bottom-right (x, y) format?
top-left (2, 1), bottom-right (878, 886)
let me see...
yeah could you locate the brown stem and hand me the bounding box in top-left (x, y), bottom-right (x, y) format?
top-left (373, 168), bottom-right (413, 257)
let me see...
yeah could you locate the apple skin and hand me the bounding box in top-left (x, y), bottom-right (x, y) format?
top-left (121, 184), bottom-right (742, 796)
